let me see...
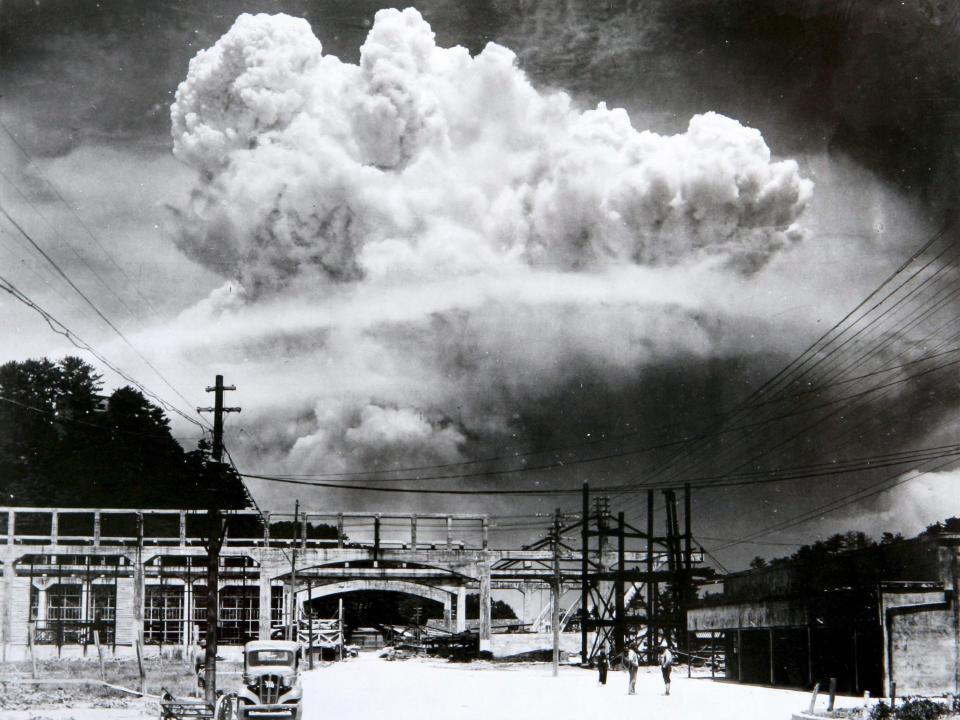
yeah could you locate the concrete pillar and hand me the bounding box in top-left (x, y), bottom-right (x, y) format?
top-left (410, 515), bottom-right (417, 551)
top-left (183, 582), bottom-right (193, 651)
top-left (35, 582), bottom-right (48, 622)
top-left (479, 560), bottom-right (492, 652)
top-left (443, 594), bottom-right (452, 633)
top-left (93, 512), bottom-right (101, 547)
top-left (50, 511), bottom-right (58, 545)
top-left (179, 513), bottom-right (187, 547)
top-left (456, 586), bottom-right (466, 633)
top-left (446, 516), bottom-right (453, 549)
top-left (132, 553), bottom-right (144, 647)
top-left (258, 570), bottom-right (273, 640)
top-left (1, 558), bottom-right (14, 661)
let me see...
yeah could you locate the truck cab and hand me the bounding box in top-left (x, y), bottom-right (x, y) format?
top-left (237, 640), bottom-right (303, 719)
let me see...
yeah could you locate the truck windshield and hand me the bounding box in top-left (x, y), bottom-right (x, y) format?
top-left (248, 650), bottom-right (294, 666)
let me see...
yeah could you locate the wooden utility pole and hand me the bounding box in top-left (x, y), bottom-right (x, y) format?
top-left (580, 482), bottom-right (590, 665)
top-left (288, 500), bottom-right (299, 642)
top-left (615, 512), bottom-right (625, 657)
top-left (197, 375), bottom-right (240, 703)
top-left (552, 508), bottom-right (562, 677)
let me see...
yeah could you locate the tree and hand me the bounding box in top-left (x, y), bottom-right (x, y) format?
top-left (0, 355), bottom-right (250, 510)
top-left (466, 594), bottom-right (518, 620)
top-left (748, 556), bottom-right (768, 570)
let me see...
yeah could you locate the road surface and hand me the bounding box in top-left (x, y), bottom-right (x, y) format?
top-left (301, 652), bottom-right (867, 720)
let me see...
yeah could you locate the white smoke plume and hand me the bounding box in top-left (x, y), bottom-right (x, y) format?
top-left (165, 8), bottom-right (817, 489)
top-left (171, 9), bottom-right (811, 295)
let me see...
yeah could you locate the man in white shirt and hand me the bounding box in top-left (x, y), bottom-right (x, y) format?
top-left (624, 642), bottom-right (640, 695)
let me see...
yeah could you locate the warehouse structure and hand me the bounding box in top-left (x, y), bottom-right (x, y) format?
top-left (687, 530), bottom-right (960, 697)
top-left (0, 505), bottom-right (667, 660)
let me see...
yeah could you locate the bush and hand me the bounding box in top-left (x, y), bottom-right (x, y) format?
top-left (869, 697), bottom-right (951, 720)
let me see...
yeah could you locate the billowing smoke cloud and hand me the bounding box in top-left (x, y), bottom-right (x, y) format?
top-left (162, 8), bottom-right (826, 501)
top-left (170, 9), bottom-right (811, 297)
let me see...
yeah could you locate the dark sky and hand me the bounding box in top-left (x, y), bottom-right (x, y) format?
top-left (1, 0), bottom-right (959, 569)
top-left (3, 0), bottom-right (958, 206)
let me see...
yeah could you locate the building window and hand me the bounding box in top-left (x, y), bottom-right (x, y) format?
top-left (145, 585), bottom-right (184, 645)
top-left (192, 585), bottom-right (261, 644)
top-left (90, 585), bottom-right (117, 644)
top-left (30, 584), bottom-right (84, 645)
top-left (221, 586), bottom-right (259, 645)
top-left (272, 586), bottom-right (285, 628)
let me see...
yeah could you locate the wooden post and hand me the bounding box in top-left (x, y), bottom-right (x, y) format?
top-left (93, 630), bottom-right (106, 681)
top-left (263, 512), bottom-right (270, 548)
top-left (288, 502), bottom-right (299, 641)
top-left (552, 508), bottom-right (561, 677)
top-left (307, 579), bottom-right (314, 670)
top-left (410, 515), bottom-right (417, 550)
top-left (135, 638), bottom-right (146, 693)
top-left (807, 683), bottom-right (820, 714)
top-left (737, 628), bottom-right (743, 682)
top-left (711, 631), bottom-right (716, 679)
top-left (828, 677), bottom-right (837, 712)
top-left (581, 482), bottom-right (589, 665)
top-left (93, 511), bottom-right (101, 547)
top-left (891, 681), bottom-right (897, 709)
top-left (769, 628), bottom-right (775, 685)
top-left (446, 516), bottom-right (453, 549)
top-left (28, 624), bottom-right (37, 679)
top-left (615, 512), bottom-right (625, 657)
top-left (179, 512), bottom-right (187, 547)
top-left (481, 517), bottom-right (489, 550)
top-left (646, 490), bottom-right (655, 663)
top-left (807, 626), bottom-right (813, 686)
top-left (50, 510), bottom-right (58, 545)
top-left (853, 627), bottom-right (859, 694)
top-left (337, 598), bottom-right (344, 662)
top-left (373, 514), bottom-right (380, 562)
top-left (336, 514), bottom-right (343, 549)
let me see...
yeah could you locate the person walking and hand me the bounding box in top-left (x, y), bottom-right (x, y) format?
top-left (625, 642), bottom-right (640, 695)
top-left (596, 650), bottom-right (608, 686)
top-left (660, 640), bottom-right (674, 696)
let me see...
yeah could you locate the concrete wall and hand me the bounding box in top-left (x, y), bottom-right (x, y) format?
top-left (883, 589), bottom-right (959, 696)
top-left (688, 599), bottom-right (807, 631)
top-left (488, 632), bottom-right (587, 659)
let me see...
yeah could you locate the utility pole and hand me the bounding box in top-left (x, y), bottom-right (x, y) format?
top-left (580, 482), bottom-right (589, 665)
top-left (551, 508), bottom-right (562, 677)
top-left (288, 500), bottom-right (299, 642)
top-left (197, 375), bottom-right (240, 703)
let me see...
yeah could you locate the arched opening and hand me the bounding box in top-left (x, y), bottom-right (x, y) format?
top-left (307, 590), bottom-right (445, 649)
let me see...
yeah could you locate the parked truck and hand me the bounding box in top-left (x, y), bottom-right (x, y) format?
top-left (236, 640), bottom-right (303, 720)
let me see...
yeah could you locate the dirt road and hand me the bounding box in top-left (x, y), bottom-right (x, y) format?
top-left (302, 652), bottom-right (867, 720)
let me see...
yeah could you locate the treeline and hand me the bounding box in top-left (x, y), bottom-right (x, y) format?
top-left (748, 519), bottom-right (960, 570)
top-left (0, 356), bottom-right (249, 509)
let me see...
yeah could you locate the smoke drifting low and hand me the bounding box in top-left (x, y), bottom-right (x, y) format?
top-left (164, 9), bottom-right (824, 497)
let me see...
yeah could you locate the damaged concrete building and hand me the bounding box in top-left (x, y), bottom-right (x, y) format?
top-left (688, 530), bottom-right (960, 697)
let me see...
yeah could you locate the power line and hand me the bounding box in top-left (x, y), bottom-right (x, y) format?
top-left (0, 205), bottom-right (208, 427)
top-left (0, 272), bottom-right (207, 430)
top-left (707, 454), bottom-right (960, 554)
top-left (0, 167), bottom-right (143, 320)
